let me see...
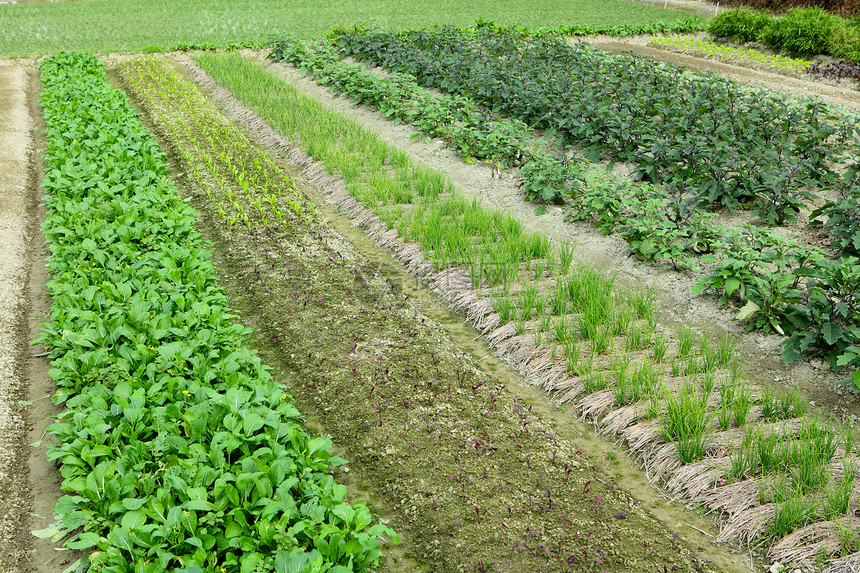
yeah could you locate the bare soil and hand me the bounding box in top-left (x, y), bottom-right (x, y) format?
top-left (0, 61), bottom-right (63, 573)
top-left (584, 35), bottom-right (860, 113)
top-left (0, 59), bottom-right (34, 573)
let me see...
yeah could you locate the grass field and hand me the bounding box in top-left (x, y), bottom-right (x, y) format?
top-left (0, 0), bottom-right (695, 57)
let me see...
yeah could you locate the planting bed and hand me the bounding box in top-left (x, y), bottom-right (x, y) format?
top-left (649, 37), bottom-right (812, 77)
top-left (103, 48), bottom-right (860, 570)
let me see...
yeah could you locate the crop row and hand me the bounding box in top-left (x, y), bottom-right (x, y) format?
top-left (331, 23), bottom-right (859, 224)
top-left (266, 35), bottom-right (860, 388)
top-left (189, 51), bottom-right (860, 564)
top-left (650, 37), bottom-right (811, 76)
top-left (650, 36), bottom-right (860, 87)
top-left (530, 16), bottom-right (706, 38)
top-left (36, 51), bottom-right (393, 573)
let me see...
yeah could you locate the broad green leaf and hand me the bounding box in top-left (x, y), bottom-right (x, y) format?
top-left (822, 322), bottom-right (843, 346)
top-left (184, 536), bottom-right (203, 549)
top-left (106, 528), bottom-right (134, 553)
top-left (120, 510), bottom-right (147, 530)
top-left (184, 500), bottom-right (215, 511)
top-left (331, 503), bottom-right (354, 526)
top-left (723, 278), bottom-right (740, 297)
top-left (66, 532), bottom-right (100, 550)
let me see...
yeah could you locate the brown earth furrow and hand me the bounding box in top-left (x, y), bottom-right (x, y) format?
top-left (583, 37), bottom-right (860, 113)
top-left (0, 62), bottom-right (35, 573)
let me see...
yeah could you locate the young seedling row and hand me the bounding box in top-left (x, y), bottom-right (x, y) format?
top-left (650, 37), bottom-right (812, 77)
top-left (267, 26), bottom-right (860, 390)
top-left (650, 34), bottom-right (860, 87)
top-left (118, 54), bottom-right (709, 572)
top-left (159, 52), bottom-right (860, 568)
top-left (36, 51), bottom-right (395, 573)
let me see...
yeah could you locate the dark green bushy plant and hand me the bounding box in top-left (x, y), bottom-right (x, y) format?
top-left (518, 155), bottom-right (580, 204)
top-left (783, 256), bottom-right (860, 371)
top-left (829, 19), bottom-right (860, 62)
top-left (811, 161), bottom-right (860, 256)
top-left (708, 7), bottom-right (772, 43)
top-left (692, 226), bottom-right (814, 335)
top-left (759, 7), bottom-right (836, 57)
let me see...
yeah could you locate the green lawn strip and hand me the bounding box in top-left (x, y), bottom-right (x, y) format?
top-left (0, 0), bottom-right (700, 58)
top-left (275, 27), bottom-right (860, 386)
top-left (118, 53), bottom-right (713, 572)
top-left (37, 51), bottom-right (394, 573)
top-left (188, 52), bottom-right (860, 559)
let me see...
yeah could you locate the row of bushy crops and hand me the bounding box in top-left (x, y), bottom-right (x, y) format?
top-left (36, 51), bottom-right (393, 573)
top-left (330, 24), bottom-right (855, 219)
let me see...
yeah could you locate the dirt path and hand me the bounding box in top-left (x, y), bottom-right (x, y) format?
top-left (0, 60), bottom-right (64, 573)
top-left (248, 52), bottom-right (859, 430)
top-left (0, 61), bottom-right (37, 573)
top-left (585, 37), bottom-right (860, 113)
top-left (22, 63), bottom-right (66, 573)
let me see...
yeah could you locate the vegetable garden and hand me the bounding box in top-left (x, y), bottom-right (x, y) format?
top-left (112, 52), bottom-right (727, 572)
top-left (2, 2), bottom-right (860, 572)
top-left (191, 43), bottom-right (860, 568)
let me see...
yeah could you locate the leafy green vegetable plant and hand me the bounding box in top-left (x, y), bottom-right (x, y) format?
top-left (37, 51), bottom-right (395, 573)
